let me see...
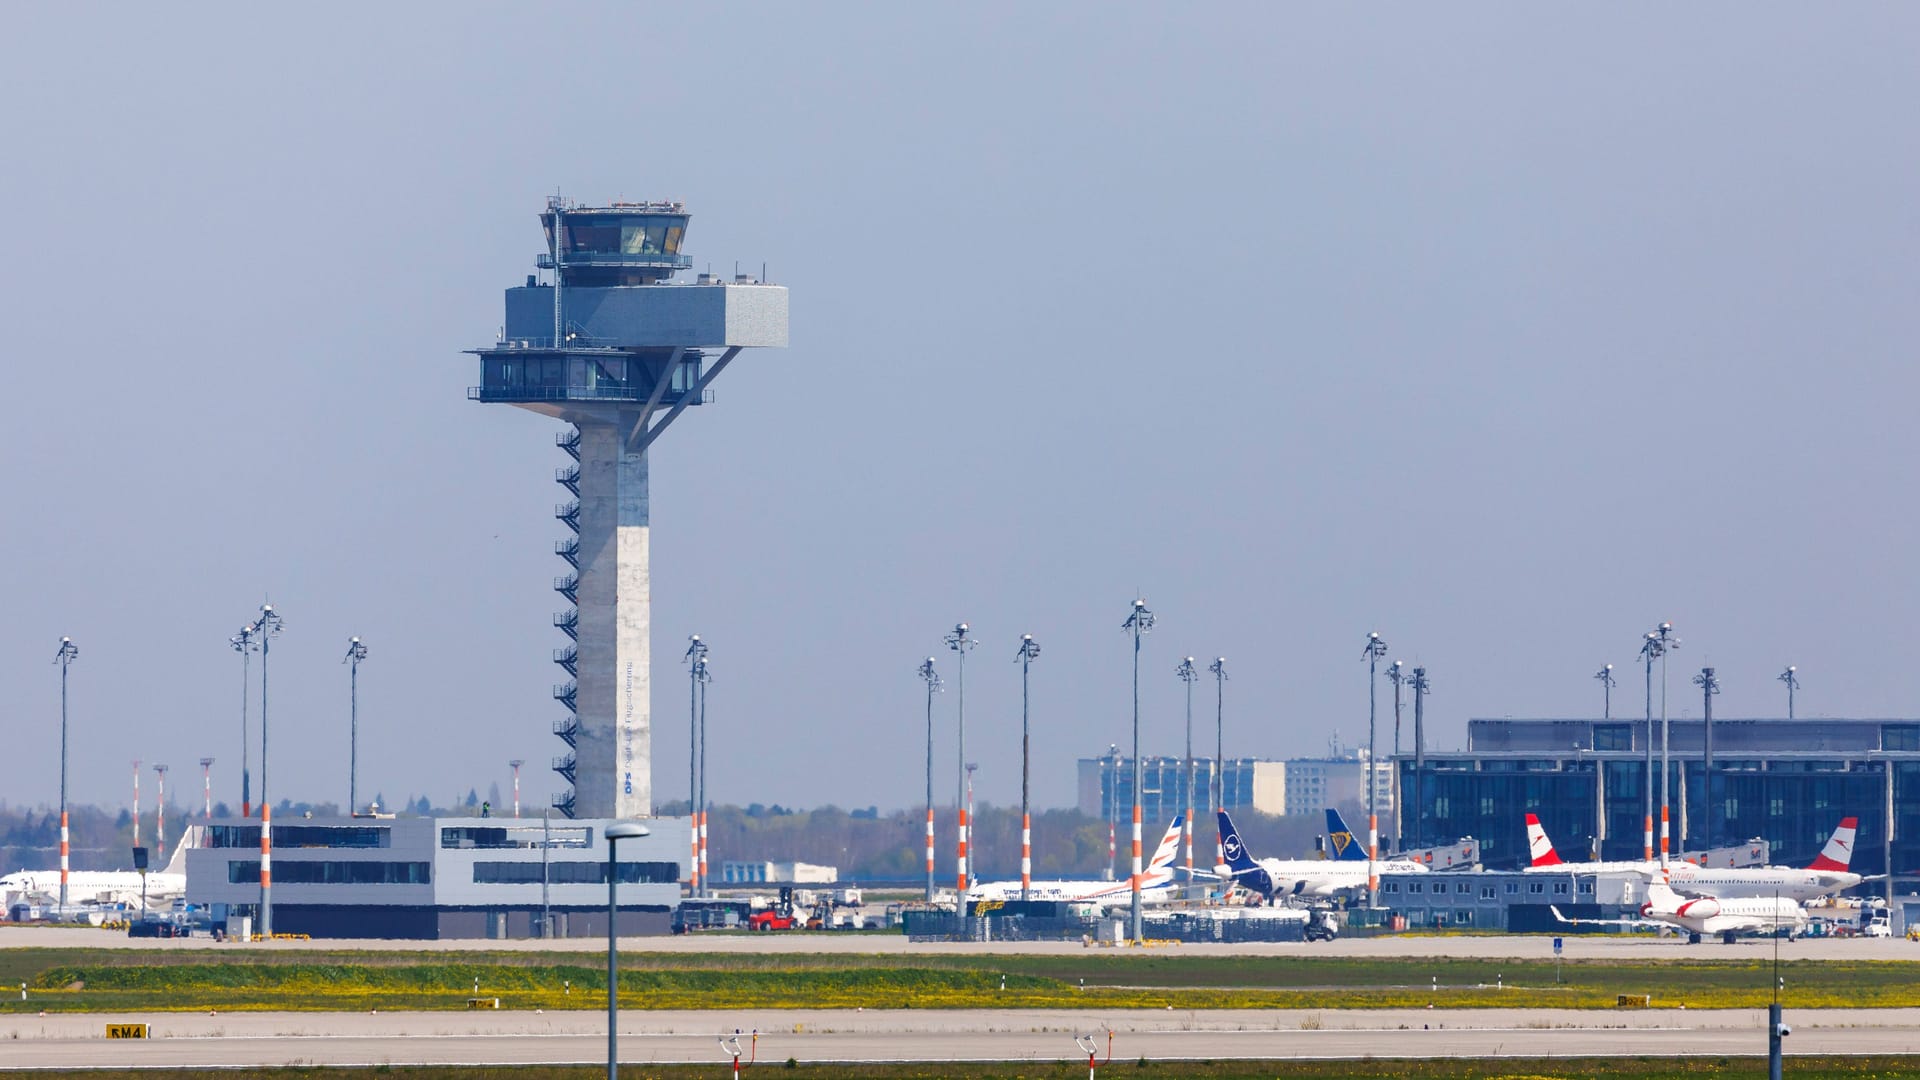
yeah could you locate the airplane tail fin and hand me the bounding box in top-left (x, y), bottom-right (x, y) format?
top-left (1808, 816), bottom-right (1859, 872)
top-left (1215, 810), bottom-right (1261, 874)
top-left (1146, 815), bottom-right (1184, 871)
top-left (1526, 813), bottom-right (1564, 867)
top-left (159, 825), bottom-right (198, 877)
top-left (1325, 808), bottom-right (1367, 861)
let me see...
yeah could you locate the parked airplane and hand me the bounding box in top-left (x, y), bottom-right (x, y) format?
top-left (1216, 809), bottom-right (1428, 902)
top-left (1, 826), bottom-right (195, 914)
top-left (965, 815), bottom-right (1187, 907)
top-left (1555, 873), bottom-right (1809, 943)
top-left (1525, 814), bottom-right (1861, 901)
top-left (1325, 808), bottom-right (1481, 870)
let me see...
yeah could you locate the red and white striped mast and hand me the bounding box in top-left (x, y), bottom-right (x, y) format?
top-left (917, 657), bottom-right (942, 901)
top-left (54, 638), bottom-right (79, 913)
top-left (945, 623), bottom-right (975, 893)
top-left (1015, 634), bottom-right (1041, 901)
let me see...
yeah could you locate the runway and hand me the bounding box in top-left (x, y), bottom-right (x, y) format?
top-left (3, 1008), bottom-right (1917, 1069)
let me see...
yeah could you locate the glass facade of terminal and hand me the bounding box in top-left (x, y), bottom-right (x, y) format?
top-left (1397, 719), bottom-right (1920, 875)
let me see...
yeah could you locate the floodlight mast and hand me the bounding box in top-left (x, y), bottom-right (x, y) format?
top-left (153, 765), bottom-right (169, 864)
top-left (1361, 632), bottom-right (1388, 908)
top-left (695, 652), bottom-right (712, 896)
top-left (229, 625), bottom-right (258, 817)
top-left (683, 634), bottom-right (708, 895)
top-left (1176, 657), bottom-right (1199, 874)
top-left (200, 757), bottom-right (215, 820)
top-left (1208, 658), bottom-right (1227, 865)
top-left (945, 623), bottom-right (976, 892)
top-left (1409, 666), bottom-right (1430, 849)
top-left (508, 760), bottom-right (525, 819)
top-left (343, 637), bottom-right (368, 814)
top-left (1016, 635), bottom-right (1042, 901)
top-left (255, 603), bottom-right (285, 937)
top-left (916, 658), bottom-right (942, 901)
top-left (1779, 666), bottom-right (1799, 721)
top-left (1122, 599), bottom-right (1155, 942)
top-left (54, 637), bottom-right (79, 912)
top-left (1637, 630), bottom-right (1662, 861)
top-left (1595, 664), bottom-right (1615, 721)
top-left (1639, 622), bottom-right (1680, 869)
top-left (1386, 660), bottom-right (1405, 847)
top-left (1105, 742), bottom-right (1120, 881)
top-left (1694, 667), bottom-right (1720, 848)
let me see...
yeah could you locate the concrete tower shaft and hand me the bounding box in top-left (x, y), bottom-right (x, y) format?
top-left (470, 198), bottom-right (787, 820)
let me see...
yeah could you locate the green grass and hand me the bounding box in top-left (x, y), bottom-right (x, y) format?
top-left (0, 1061), bottom-right (1914, 1079)
top-left (3, 948), bottom-right (1917, 1012)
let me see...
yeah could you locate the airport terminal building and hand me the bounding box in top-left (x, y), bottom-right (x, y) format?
top-left (186, 815), bottom-right (688, 939)
top-left (1396, 718), bottom-right (1920, 877)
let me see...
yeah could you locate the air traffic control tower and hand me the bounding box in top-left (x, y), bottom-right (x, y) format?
top-left (468, 198), bottom-right (787, 819)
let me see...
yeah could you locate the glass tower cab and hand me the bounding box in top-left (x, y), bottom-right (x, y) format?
top-left (469, 198), bottom-right (712, 420)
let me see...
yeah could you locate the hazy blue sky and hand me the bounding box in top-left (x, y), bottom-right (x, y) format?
top-left (4, 7), bottom-right (1917, 816)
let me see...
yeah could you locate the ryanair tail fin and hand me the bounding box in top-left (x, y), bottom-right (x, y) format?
top-left (1808, 816), bottom-right (1858, 872)
top-left (1324, 808), bottom-right (1367, 862)
top-left (1525, 813), bottom-right (1564, 867)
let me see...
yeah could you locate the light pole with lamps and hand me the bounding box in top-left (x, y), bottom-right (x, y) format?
top-left (603, 821), bottom-right (648, 1080)
top-left (229, 625), bottom-right (257, 817)
top-left (1208, 657), bottom-right (1227, 865)
top-left (916, 657), bottom-right (942, 900)
top-left (54, 637), bottom-right (78, 913)
top-left (683, 634), bottom-right (708, 895)
top-left (255, 603), bottom-right (284, 937)
top-left (1595, 664), bottom-right (1615, 720)
top-left (1176, 657), bottom-right (1198, 874)
top-left (1361, 632), bottom-right (1388, 909)
top-left (1015, 635), bottom-right (1041, 900)
top-left (1122, 599), bottom-right (1155, 942)
top-left (343, 637), bottom-right (368, 814)
top-left (1779, 666), bottom-right (1799, 721)
top-left (945, 623), bottom-right (975, 892)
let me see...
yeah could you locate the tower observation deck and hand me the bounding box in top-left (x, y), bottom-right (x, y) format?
top-left (469, 197), bottom-right (788, 819)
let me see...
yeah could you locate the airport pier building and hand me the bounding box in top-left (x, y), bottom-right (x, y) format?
top-left (468, 199), bottom-right (787, 819)
top-left (1397, 718), bottom-right (1920, 878)
top-left (186, 816), bottom-right (689, 939)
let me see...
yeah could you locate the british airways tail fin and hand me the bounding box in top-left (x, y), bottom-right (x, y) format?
top-left (1324, 808), bottom-right (1367, 861)
top-left (1146, 815), bottom-right (1184, 871)
top-left (1525, 813), bottom-right (1564, 867)
top-left (1808, 816), bottom-right (1858, 872)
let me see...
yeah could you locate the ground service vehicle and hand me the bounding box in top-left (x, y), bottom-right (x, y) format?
top-left (748, 887), bottom-right (802, 931)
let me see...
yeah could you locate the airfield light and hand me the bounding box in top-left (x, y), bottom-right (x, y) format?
top-left (229, 624), bottom-right (258, 817)
top-left (916, 657), bottom-right (943, 901)
top-left (1016, 634), bottom-right (1042, 900)
top-left (695, 651), bottom-right (712, 897)
top-left (945, 623), bottom-right (976, 893)
top-left (54, 637), bottom-right (78, 912)
top-left (603, 821), bottom-right (649, 1080)
top-left (255, 602), bottom-right (285, 937)
top-left (342, 637), bottom-right (368, 814)
top-left (1209, 657), bottom-right (1228, 865)
top-left (683, 634), bottom-right (709, 895)
top-left (1694, 666), bottom-right (1720, 847)
top-left (1122, 599), bottom-right (1155, 941)
top-left (1177, 657), bottom-right (1199, 874)
top-left (1409, 666), bottom-right (1431, 849)
top-left (1778, 666), bottom-right (1799, 721)
top-left (1361, 632), bottom-right (1389, 907)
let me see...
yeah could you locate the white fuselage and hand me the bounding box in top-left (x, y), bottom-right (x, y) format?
top-left (1250, 858), bottom-right (1429, 898)
top-left (0, 871), bottom-right (184, 910)
top-left (1642, 884), bottom-right (1809, 938)
top-left (965, 876), bottom-right (1177, 908)
top-left (1528, 860), bottom-right (1858, 902)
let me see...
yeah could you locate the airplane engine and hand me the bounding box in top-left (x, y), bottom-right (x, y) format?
top-left (1675, 896), bottom-right (1721, 919)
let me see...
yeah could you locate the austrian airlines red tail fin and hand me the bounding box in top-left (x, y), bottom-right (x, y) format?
top-left (1808, 816), bottom-right (1858, 871)
top-left (1525, 813), bottom-right (1563, 867)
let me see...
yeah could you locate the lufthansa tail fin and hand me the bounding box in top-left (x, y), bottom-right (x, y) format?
top-left (1807, 816), bottom-right (1859, 872)
top-left (1215, 810), bottom-right (1261, 875)
top-left (1324, 808), bottom-right (1367, 862)
top-left (1526, 813), bottom-right (1564, 867)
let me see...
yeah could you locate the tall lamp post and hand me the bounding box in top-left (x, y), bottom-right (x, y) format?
top-left (1386, 660), bottom-right (1405, 850)
top-left (200, 757), bottom-right (215, 820)
top-left (683, 635), bottom-right (708, 895)
top-left (1105, 742), bottom-right (1120, 881)
top-left (1122, 599), bottom-right (1155, 942)
top-left (1176, 657), bottom-right (1198, 874)
top-left (229, 625), bottom-right (257, 817)
top-left (1361, 632), bottom-right (1388, 908)
top-left (1595, 664), bottom-right (1616, 720)
top-left (153, 764), bottom-right (170, 864)
top-left (1638, 630), bottom-right (1660, 861)
top-left (1641, 622), bottom-right (1679, 869)
top-left (603, 821), bottom-right (649, 1080)
top-left (1694, 666), bottom-right (1720, 849)
top-left (343, 637), bottom-right (368, 814)
top-left (255, 603), bottom-right (284, 937)
top-left (1409, 666), bottom-right (1430, 850)
top-left (695, 651), bottom-right (711, 897)
top-left (54, 637), bottom-right (78, 912)
top-left (916, 658), bottom-right (942, 900)
top-left (1778, 666), bottom-right (1799, 721)
top-left (1208, 657), bottom-right (1227, 866)
top-left (508, 760), bottom-right (525, 820)
top-left (945, 623), bottom-right (975, 893)
top-left (1016, 634), bottom-right (1041, 900)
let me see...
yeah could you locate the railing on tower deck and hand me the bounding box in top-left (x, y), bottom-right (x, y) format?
top-left (552, 646), bottom-right (578, 676)
top-left (552, 753), bottom-right (577, 784)
top-left (552, 717), bottom-right (579, 747)
top-left (537, 251), bottom-right (691, 270)
top-left (470, 385), bottom-right (714, 404)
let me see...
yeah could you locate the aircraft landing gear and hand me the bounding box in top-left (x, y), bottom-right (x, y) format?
top-left (1687, 932), bottom-right (1702, 944)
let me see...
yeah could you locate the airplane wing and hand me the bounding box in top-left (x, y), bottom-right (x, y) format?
top-left (1549, 905), bottom-right (1652, 930)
